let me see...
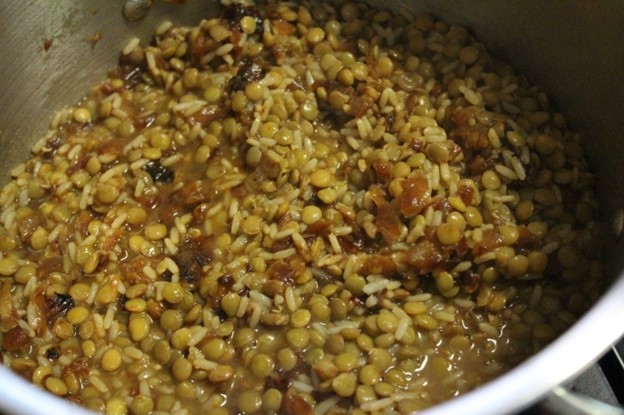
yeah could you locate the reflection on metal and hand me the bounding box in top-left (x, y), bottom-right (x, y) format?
top-left (541, 386), bottom-right (624, 415)
top-left (613, 208), bottom-right (624, 241)
top-left (122, 0), bottom-right (154, 21)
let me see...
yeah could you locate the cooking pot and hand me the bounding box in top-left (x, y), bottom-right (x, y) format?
top-left (1, 1), bottom-right (623, 414)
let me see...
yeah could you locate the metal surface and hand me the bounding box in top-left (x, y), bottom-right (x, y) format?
top-left (540, 387), bottom-right (624, 415)
top-left (0, 1), bottom-right (623, 415)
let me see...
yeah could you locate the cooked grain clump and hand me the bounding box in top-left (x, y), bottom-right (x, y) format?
top-left (0, 1), bottom-right (604, 414)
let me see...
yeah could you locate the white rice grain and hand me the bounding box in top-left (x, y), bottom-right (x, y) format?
top-left (122, 37), bottom-right (141, 55)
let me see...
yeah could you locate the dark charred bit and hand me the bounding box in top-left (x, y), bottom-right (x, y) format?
top-left (161, 270), bottom-right (173, 282)
top-left (217, 274), bottom-right (235, 289)
top-left (222, 2), bottom-right (263, 34)
top-left (46, 135), bottom-right (63, 152)
top-left (266, 372), bottom-right (292, 392)
top-left (66, 155), bottom-right (90, 176)
top-left (214, 308), bottom-right (228, 322)
top-left (144, 161), bottom-right (175, 182)
top-left (179, 262), bottom-right (200, 285)
top-left (46, 293), bottom-right (75, 324)
top-left (267, 362), bottom-right (305, 393)
top-left (174, 236), bottom-right (213, 284)
top-left (386, 111), bottom-right (396, 129)
top-left (311, 390), bottom-right (339, 404)
top-left (408, 138), bottom-right (423, 152)
top-left (322, 107), bottom-right (350, 130)
top-left (460, 270), bottom-right (480, 294)
top-left (365, 300), bottom-right (382, 315)
top-left (46, 348), bottom-right (60, 360)
top-left (43, 38), bottom-right (53, 52)
top-left (117, 294), bottom-right (129, 310)
top-left (115, 65), bottom-right (145, 89)
top-left (230, 61), bottom-right (265, 92)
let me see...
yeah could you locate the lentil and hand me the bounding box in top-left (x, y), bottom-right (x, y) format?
top-left (101, 348), bottom-right (123, 372)
top-left (45, 377), bottom-right (69, 396)
top-left (172, 357), bottom-right (193, 381)
top-left (333, 372), bottom-right (357, 397)
top-left (262, 388), bottom-right (283, 412)
top-left (130, 396), bottom-right (154, 415)
top-left (144, 223), bottom-right (167, 240)
top-left (310, 169), bottom-right (333, 188)
top-left (0, 2), bottom-right (604, 415)
top-left (250, 353), bottom-right (275, 377)
top-left (237, 390), bottom-right (262, 413)
top-left (0, 257), bottom-right (18, 275)
top-left (73, 108), bottom-right (92, 124)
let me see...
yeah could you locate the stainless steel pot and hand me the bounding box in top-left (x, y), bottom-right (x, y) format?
top-left (1, 1), bottom-right (623, 414)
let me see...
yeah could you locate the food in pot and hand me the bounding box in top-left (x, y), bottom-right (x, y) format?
top-left (0, 1), bottom-right (604, 414)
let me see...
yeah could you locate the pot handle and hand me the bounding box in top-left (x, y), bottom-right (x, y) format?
top-left (540, 386), bottom-right (624, 415)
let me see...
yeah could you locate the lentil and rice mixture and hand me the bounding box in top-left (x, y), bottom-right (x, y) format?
top-left (0, 1), bottom-right (605, 414)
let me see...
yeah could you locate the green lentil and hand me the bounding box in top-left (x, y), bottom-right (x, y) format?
top-left (152, 339), bottom-right (172, 364)
top-left (105, 398), bottom-right (127, 415)
top-left (236, 390), bottom-right (262, 413)
top-left (162, 282), bottom-right (184, 304)
top-left (310, 169), bottom-right (333, 188)
top-left (332, 372), bottom-right (357, 397)
top-left (277, 348), bottom-right (298, 371)
top-left (286, 328), bottom-right (310, 349)
top-left (130, 395), bottom-right (154, 415)
top-left (101, 348), bottom-right (123, 372)
top-left (129, 316), bottom-right (150, 342)
top-left (45, 377), bottom-right (68, 396)
top-left (208, 365), bottom-right (234, 382)
top-left (0, 257), bottom-right (18, 275)
top-left (73, 108), bottom-right (92, 124)
top-left (172, 357), bottom-right (193, 381)
top-left (250, 353), bottom-right (275, 377)
top-left (262, 388), bottom-right (283, 412)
